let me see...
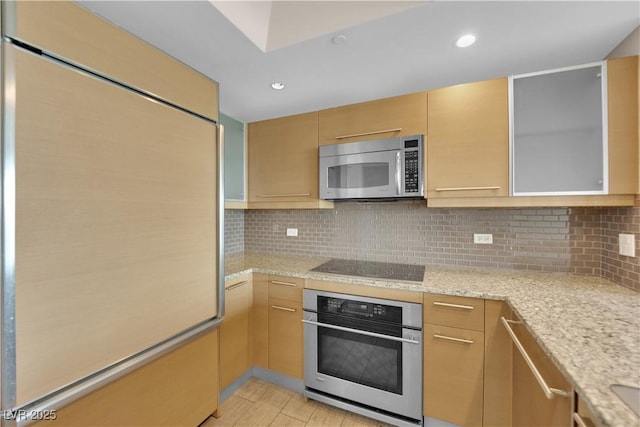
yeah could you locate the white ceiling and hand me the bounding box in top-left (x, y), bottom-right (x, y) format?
top-left (77, 1), bottom-right (639, 123)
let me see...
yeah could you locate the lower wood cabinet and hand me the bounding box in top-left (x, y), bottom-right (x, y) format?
top-left (267, 275), bottom-right (304, 379)
top-left (268, 297), bottom-right (303, 379)
top-left (423, 323), bottom-right (485, 426)
top-left (423, 293), bottom-right (486, 426)
top-left (220, 274), bottom-right (252, 389)
top-left (32, 329), bottom-right (219, 427)
top-left (507, 316), bottom-right (573, 427)
top-left (252, 273), bottom-right (269, 369)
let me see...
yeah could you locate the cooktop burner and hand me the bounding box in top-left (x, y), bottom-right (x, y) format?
top-left (311, 258), bottom-right (425, 283)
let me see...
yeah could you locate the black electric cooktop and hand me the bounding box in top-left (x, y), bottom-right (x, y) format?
top-left (311, 258), bottom-right (425, 283)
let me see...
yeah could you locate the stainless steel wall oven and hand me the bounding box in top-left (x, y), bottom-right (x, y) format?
top-left (303, 289), bottom-right (423, 427)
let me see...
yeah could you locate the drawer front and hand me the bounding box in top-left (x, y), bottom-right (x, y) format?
top-left (268, 275), bottom-right (304, 302)
top-left (423, 323), bottom-right (484, 425)
top-left (423, 294), bottom-right (484, 331)
top-left (268, 298), bottom-right (303, 379)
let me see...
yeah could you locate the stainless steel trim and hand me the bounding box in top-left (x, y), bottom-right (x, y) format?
top-left (304, 389), bottom-right (421, 427)
top-left (433, 334), bottom-right (474, 344)
top-left (501, 317), bottom-right (570, 399)
top-left (302, 320), bottom-right (420, 345)
top-left (15, 319), bottom-right (222, 426)
top-left (226, 280), bottom-right (248, 291)
top-left (573, 412), bottom-right (589, 427)
top-left (272, 305), bottom-right (296, 312)
top-left (2, 39), bottom-right (19, 413)
top-left (433, 301), bottom-right (474, 310)
top-left (271, 280), bottom-right (297, 287)
top-left (217, 124), bottom-right (225, 319)
top-left (258, 193), bottom-right (310, 198)
top-left (395, 151), bottom-right (401, 195)
top-left (335, 128), bottom-right (402, 140)
top-left (435, 186), bottom-right (501, 192)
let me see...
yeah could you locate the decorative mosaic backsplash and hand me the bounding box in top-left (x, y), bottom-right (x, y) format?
top-left (225, 202), bottom-right (639, 291)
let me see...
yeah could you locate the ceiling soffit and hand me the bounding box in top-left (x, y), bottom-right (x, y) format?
top-left (210, 0), bottom-right (427, 52)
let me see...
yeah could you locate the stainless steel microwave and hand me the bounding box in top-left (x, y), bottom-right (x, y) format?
top-left (319, 135), bottom-right (424, 200)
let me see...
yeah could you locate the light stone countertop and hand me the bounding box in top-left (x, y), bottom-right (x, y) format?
top-left (224, 252), bottom-right (640, 427)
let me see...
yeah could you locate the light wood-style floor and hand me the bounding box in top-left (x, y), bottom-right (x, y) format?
top-left (200, 378), bottom-right (392, 427)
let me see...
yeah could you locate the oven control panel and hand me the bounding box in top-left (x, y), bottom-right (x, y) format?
top-left (322, 297), bottom-right (400, 323)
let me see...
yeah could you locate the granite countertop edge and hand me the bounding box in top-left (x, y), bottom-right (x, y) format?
top-left (223, 252), bottom-right (640, 427)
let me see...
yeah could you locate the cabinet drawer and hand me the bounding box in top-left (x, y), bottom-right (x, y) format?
top-left (423, 324), bottom-right (484, 425)
top-left (268, 298), bottom-right (303, 379)
top-left (423, 294), bottom-right (484, 331)
top-left (268, 275), bottom-right (304, 302)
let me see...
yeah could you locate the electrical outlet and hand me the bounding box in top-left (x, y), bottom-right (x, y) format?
top-left (286, 228), bottom-right (298, 237)
top-left (619, 234), bottom-right (635, 257)
top-left (474, 233), bottom-right (493, 244)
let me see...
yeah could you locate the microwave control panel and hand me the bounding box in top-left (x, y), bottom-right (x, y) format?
top-left (404, 139), bottom-right (420, 193)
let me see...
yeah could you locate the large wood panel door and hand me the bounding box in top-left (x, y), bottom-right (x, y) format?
top-left (10, 44), bottom-right (218, 405)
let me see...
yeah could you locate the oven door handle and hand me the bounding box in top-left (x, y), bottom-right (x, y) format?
top-left (302, 319), bottom-right (420, 345)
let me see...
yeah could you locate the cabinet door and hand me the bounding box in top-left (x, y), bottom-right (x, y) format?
top-left (248, 112), bottom-right (319, 203)
top-left (220, 277), bottom-right (252, 389)
top-left (607, 55), bottom-right (639, 195)
top-left (319, 92), bottom-right (427, 145)
top-left (423, 324), bottom-right (484, 426)
top-left (268, 298), bottom-right (303, 379)
top-left (510, 322), bottom-right (572, 427)
top-left (512, 64), bottom-right (606, 195)
top-left (427, 78), bottom-right (509, 198)
top-left (252, 274), bottom-right (269, 369)
top-left (221, 113), bottom-right (246, 202)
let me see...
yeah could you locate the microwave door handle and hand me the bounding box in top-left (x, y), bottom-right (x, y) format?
top-left (395, 151), bottom-right (402, 195)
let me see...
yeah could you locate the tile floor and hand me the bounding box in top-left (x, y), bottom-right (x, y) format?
top-left (200, 378), bottom-right (393, 427)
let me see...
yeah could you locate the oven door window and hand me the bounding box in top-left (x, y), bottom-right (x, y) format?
top-left (317, 314), bottom-right (403, 395)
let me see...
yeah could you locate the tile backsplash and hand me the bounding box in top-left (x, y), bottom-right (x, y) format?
top-left (225, 202), bottom-right (639, 291)
top-left (224, 209), bottom-right (244, 254)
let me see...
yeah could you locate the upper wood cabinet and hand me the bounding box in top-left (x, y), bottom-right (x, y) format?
top-left (248, 112), bottom-right (331, 209)
top-left (427, 78), bottom-right (509, 199)
top-left (607, 55), bottom-right (639, 196)
top-left (318, 92), bottom-right (427, 145)
top-left (5, 1), bottom-right (218, 121)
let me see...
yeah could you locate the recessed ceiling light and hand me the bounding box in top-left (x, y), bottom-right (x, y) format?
top-left (332, 34), bottom-right (347, 45)
top-left (271, 82), bottom-right (285, 90)
top-left (456, 34), bottom-right (476, 48)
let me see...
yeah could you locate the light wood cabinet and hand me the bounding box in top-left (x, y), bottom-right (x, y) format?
top-left (247, 112), bottom-right (331, 209)
top-left (607, 55), bottom-right (639, 195)
top-left (427, 78), bottom-right (509, 199)
top-left (423, 293), bottom-right (485, 331)
top-left (220, 275), bottom-right (252, 390)
top-left (507, 317), bottom-right (573, 427)
top-left (423, 323), bottom-right (485, 426)
top-left (483, 300), bottom-right (514, 427)
top-left (268, 298), bottom-right (303, 379)
top-left (423, 293), bottom-right (485, 426)
top-left (266, 275), bottom-right (304, 379)
top-left (318, 92), bottom-right (427, 145)
top-left (251, 273), bottom-right (269, 369)
top-left (31, 329), bottom-right (219, 427)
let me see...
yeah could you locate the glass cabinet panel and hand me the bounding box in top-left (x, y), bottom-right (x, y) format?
top-left (221, 113), bottom-right (246, 201)
top-left (511, 63), bottom-right (606, 195)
